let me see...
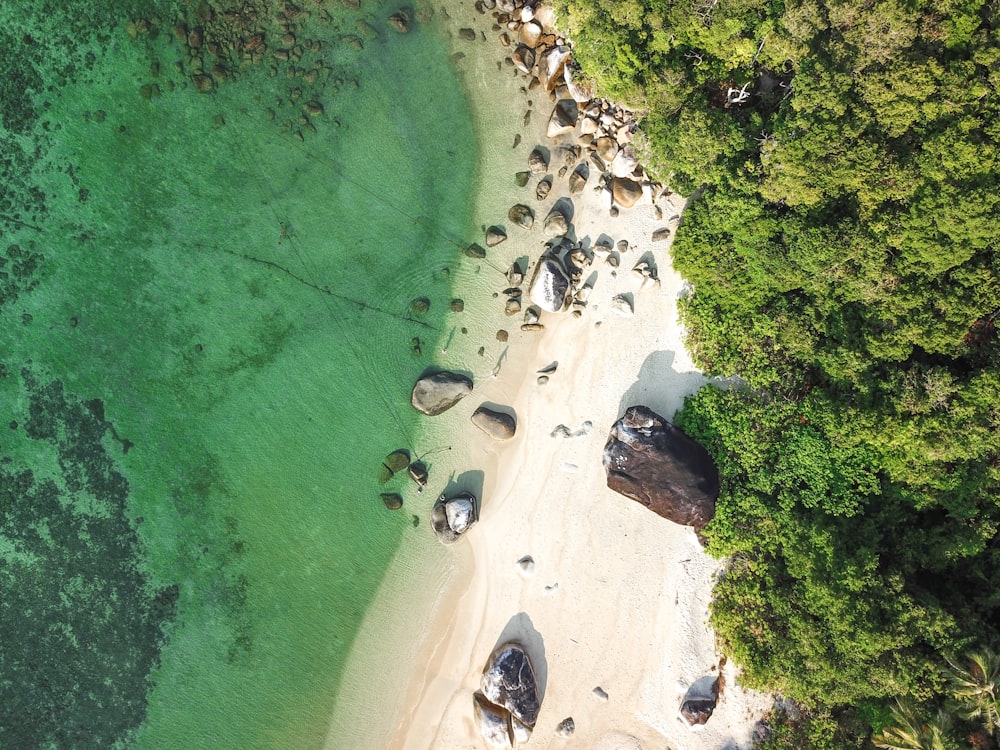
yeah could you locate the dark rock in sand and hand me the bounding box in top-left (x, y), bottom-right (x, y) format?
top-left (603, 405), bottom-right (718, 532)
top-left (465, 243), bottom-right (487, 259)
top-left (512, 44), bottom-right (535, 75)
top-left (543, 208), bottom-right (568, 237)
top-left (380, 492), bottom-right (403, 510)
top-left (496, 329), bottom-right (509, 343)
top-left (515, 170), bottom-right (531, 187)
top-left (458, 27), bottom-right (477, 41)
top-left (451, 298), bottom-right (465, 312)
top-left (481, 642), bottom-right (542, 729)
top-left (555, 717), bottom-right (575, 737)
top-left (535, 177), bottom-right (552, 201)
top-left (568, 165), bottom-right (587, 195)
top-left (486, 226), bottom-right (508, 246)
top-left (472, 406), bottom-right (517, 440)
top-left (547, 99), bottom-right (579, 138)
top-left (680, 677), bottom-right (720, 726)
top-left (652, 227), bottom-right (672, 242)
top-left (431, 490), bottom-right (478, 543)
top-left (411, 371), bottom-right (473, 415)
top-left (507, 261), bottom-right (525, 287)
top-left (508, 204), bottom-right (534, 230)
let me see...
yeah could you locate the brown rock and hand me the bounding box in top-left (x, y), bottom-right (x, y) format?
top-left (508, 204), bottom-right (534, 230)
top-left (471, 406), bottom-right (517, 440)
top-left (603, 405), bottom-right (718, 532)
top-left (612, 177), bottom-right (643, 209)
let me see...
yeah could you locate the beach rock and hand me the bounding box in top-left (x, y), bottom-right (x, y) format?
top-left (482, 642), bottom-right (541, 730)
top-left (535, 177), bottom-right (552, 201)
top-left (507, 261), bottom-right (525, 287)
top-left (612, 177), bottom-right (643, 209)
top-left (508, 204), bottom-right (534, 230)
top-left (466, 243), bottom-right (487, 259)
top-left (593, 686), bottom-right (609, 701)
top-left (595, 136), bottom-right (619, 164)
top-left (410, 371), bottom-right (473, 415)
top-left (568, 166), bottom-right (587, 195)
top-left (603, 405), bottom-right (719, 532)
top-left (680, 677), bottom-right (720, 726)
top-left (611, 147), bottom-right (640, 178)
top-left (521, 322), bottom-right (545, 332)
top-left (527, 147), bottom-right (548, 173)
top-left (505, 297), bottom-right (522, 316)
top-left (564, 63), bottom-right (594, 102)
top-left (519, 19), bottom-right (542, 47)
top-left (486, 225), bottom-right (508, 246)
top-left (547, 99), bottom-right (578, 138)
top-left (474, 692), bottom-right (513, 749)
top-left (511, 45), bottom-right (536, 75)
top-left (431, 490), bottom-right (478, 543)
top-left (472, 405), bottom-right (517, 440)
top-left (458, 27), bottom-right (477, 41)
top-left (497, 329), bottom-right (509, 342)
top-left (543, 209), bottom-right (569, 237)
top-left (451, 298), bottom-right (465, 312)
top-left (515, 170), bottom-right (531, 187)
top-left (555, 717), bottom-right (576, 737)
top-left (409, 296), bottom-right (430, 316)
top-left (579, 116), bottom-right (599, 136)
top-left (529, 257), bottom-right (570, 313)
top-left (610, 294), bottom-right (633, 317)
top-left (652, 227), bottom-right (672, 242)
top-left (538, 45), bottom-right (572, 91)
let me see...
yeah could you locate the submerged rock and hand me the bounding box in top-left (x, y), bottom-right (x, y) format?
top-left (603, 405), bottom-right (719, 532)
top-left (411, 371), bottom-right (473, 415)
top-left (380, 492), bottom-right (403, 510)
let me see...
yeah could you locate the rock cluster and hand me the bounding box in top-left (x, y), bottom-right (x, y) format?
top-left (603, 405), bottom-right (719, 533)
top-left (474, 642), bottom-right (542, 748)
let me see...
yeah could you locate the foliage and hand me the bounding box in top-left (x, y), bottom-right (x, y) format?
top-left (556, 0), bottom-right (1000, 744)
top-left (944, 648), bottom-right (1000, 735)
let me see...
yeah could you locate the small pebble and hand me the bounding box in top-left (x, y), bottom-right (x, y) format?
top-left (555, 717), bottom-right (575, 737)
top-left (593, 686), bottom-right (609, 702)
top-left (537, 375), bottom-right (549, 385)
top-left (516, 555), bottom-right (535, 577)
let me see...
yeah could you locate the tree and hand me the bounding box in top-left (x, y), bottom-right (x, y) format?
top-left (944, 648), bottom-right (1000, 735)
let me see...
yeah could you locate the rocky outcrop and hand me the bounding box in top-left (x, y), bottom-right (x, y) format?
top-left (528, 256), bottom-right (571, 313)
top-left (474, 642), bottom-right (541, 748)
top-left (431, 491), bottom-right (478, 543)
top-left (411, 371), bottom-right (473, 416)
top-left (603, 406), bottom-right (719, 532)
top-left (547, 99), bottom-right (578, 138)
top-left (472, 406), bottom-right (517, 440)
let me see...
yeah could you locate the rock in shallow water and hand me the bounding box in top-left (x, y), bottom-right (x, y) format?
top-left (411, 371), bottom-right (473, 415)
top-left (602, 405), bottom-right (718, 532)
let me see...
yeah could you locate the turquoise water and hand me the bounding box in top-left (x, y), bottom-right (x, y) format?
top-left (0, 1), bottom-right (476, 746)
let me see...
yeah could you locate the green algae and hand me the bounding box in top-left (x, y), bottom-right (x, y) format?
top-left (0, 0), bottom-right (477, 746)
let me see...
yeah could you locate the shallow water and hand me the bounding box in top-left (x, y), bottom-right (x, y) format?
top-left (0, 0), bottom-right (478, 746)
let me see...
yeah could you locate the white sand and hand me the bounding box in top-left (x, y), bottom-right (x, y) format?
top-left (324, 3), bottom-right (772, 749)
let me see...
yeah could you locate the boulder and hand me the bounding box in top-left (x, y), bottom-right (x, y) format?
top-left (411, 371), bottom-right (473, 415)
top-left (472, 406), bottom-right (517, 440)
top-left (543, 209), bottom-right (568, 236)
top-left (610, 294), bottom-right (634, 317)
top-left (507, 261), bottom-right (524, 287)
top-left (380, 492), bottom-right (403, 510)
top-left (612, 177), bottom-right (643, 208)
top-left (555, 717), bottom-right (576, 737)
top-left (546, 99), bottom-right (578, 138)
top-left (602, 405), bottom-right (718, 531)
top-left (529, 256), bottom-right (570, 313)
top-left (508, 204), bottom-right (534, 230)
top-left (568, 166), bottom-right (587, 195)
top-left (527, 147), bottom-right (548, 173)
top-left (535, 177), bottom-right (552, 201)
top-left (481, 642), bottom-right (541, 730)
top-left (474, 692), bottom-right (513, 749)
top-left (519, 20), bottom-right (542, 48)
top-left (652, 227), bottom-right (671, 243)
top-left (511, 44), bottom-right (535, 75)
top-left (538, 45), bottom-right (572, 91)
top-left (431, 490), bottom-right (478, 543)
top-left (595, 136), bottom-right (619, 163)
top-left (564, 64), bottom-right (594, 103)
top-left (486, 225), bottom-right (508, 246)
top-left (465, 243), bottom-right (487, 259)
top-left (680, 676), bottom-right (720, 726)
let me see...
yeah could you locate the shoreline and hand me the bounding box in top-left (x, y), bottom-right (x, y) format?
top-left (329, 1), bottom-right (772, 748)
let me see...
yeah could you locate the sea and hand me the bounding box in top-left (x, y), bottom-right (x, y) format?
top-left (0, 0), bottom-right (495, 746)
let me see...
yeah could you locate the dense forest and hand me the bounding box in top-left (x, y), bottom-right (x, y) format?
top-left (554, 0), bottom-right (1000, 747)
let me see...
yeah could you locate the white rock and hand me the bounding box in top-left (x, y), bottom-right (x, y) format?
top-left (611, 294), bottom-right (634, 317)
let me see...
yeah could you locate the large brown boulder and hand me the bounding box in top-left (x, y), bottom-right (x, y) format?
top-left (603, 405), bottom-right (718, 531)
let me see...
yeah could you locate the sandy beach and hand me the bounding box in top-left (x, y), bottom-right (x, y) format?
top-left (325, 3), bottom-right (772, 748)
